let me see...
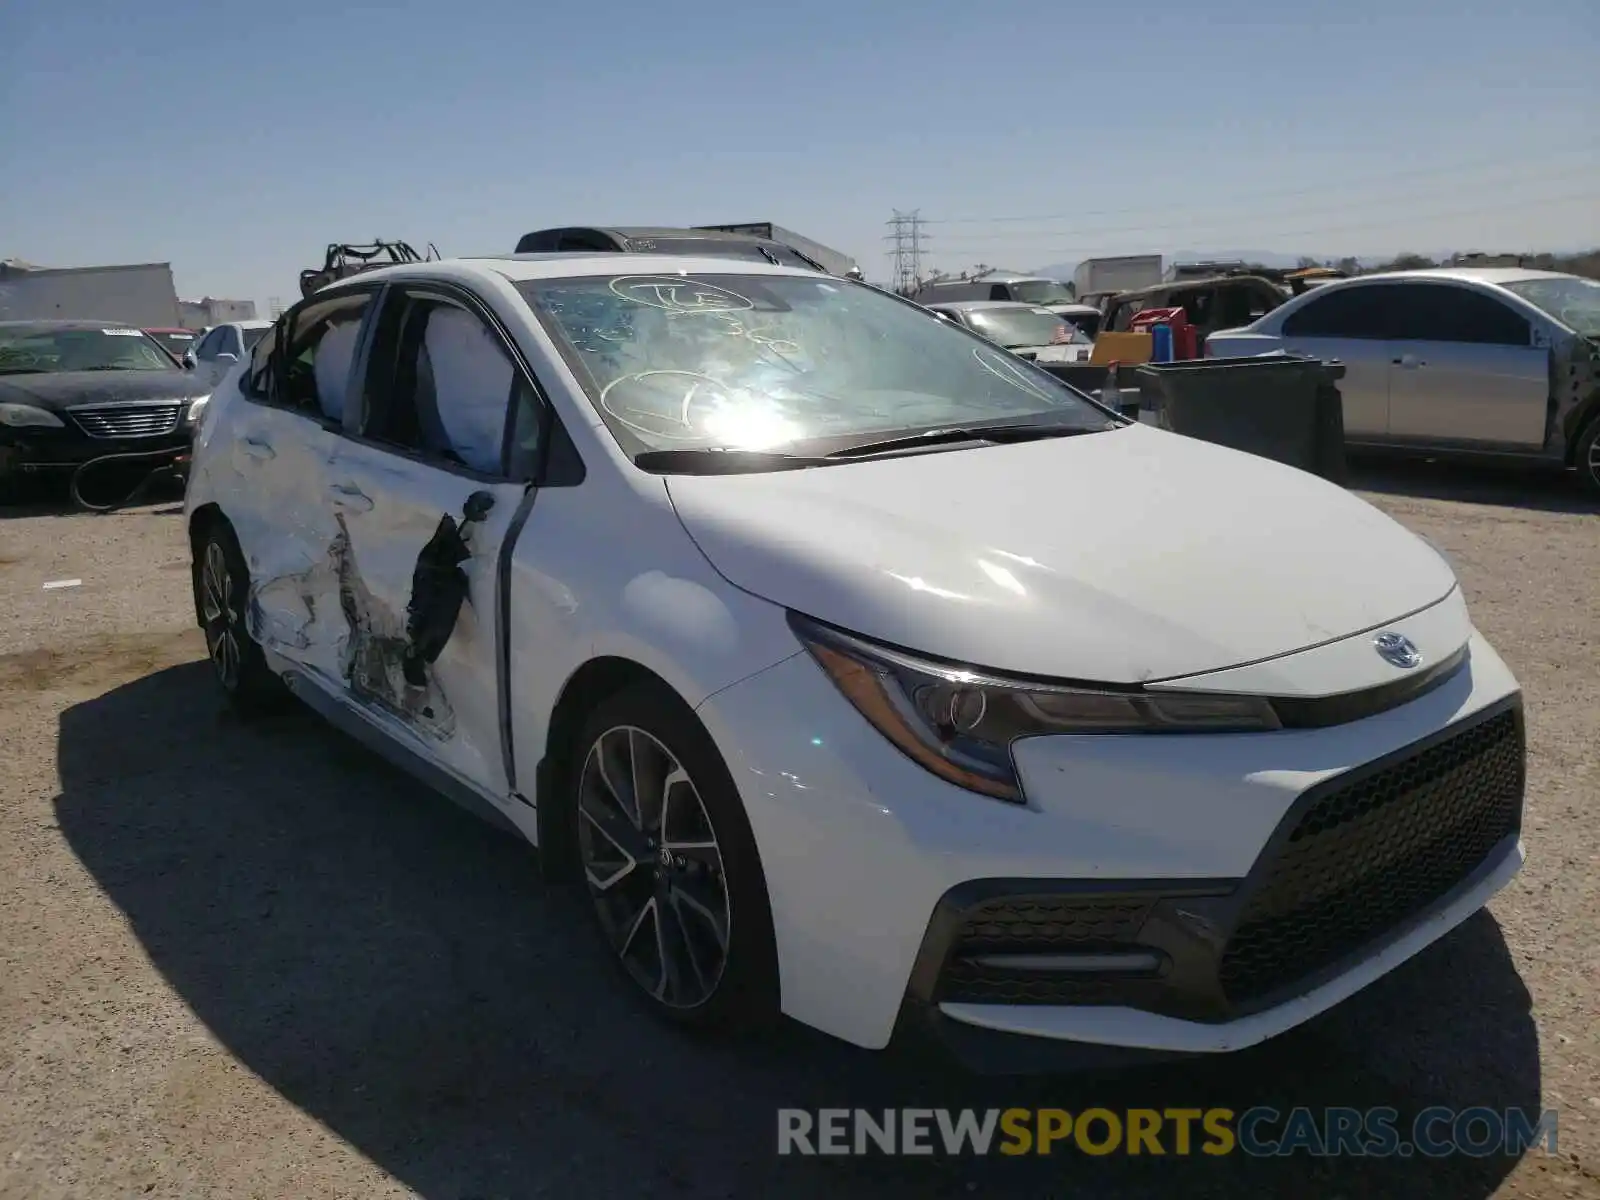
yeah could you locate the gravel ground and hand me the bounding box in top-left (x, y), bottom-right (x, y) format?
top-left (0, 464), bottom-right (1596, 1200)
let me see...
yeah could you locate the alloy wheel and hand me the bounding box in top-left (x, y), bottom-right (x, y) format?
top-left (577, 725), bottom-right (731, 1009)
top-left (1587, 435), bottom-right (1600, 491)
top-left (200, 540), bottom-right (241, 689)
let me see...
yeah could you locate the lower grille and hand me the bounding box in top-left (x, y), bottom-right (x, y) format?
top-left (70, 403), bottom-right (185, 439)
top-left (1219, 709), bottom-right (1523, 1005)
top-left (937, 895), bottom-right (1158, 1005)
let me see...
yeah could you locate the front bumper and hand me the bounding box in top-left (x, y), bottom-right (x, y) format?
top-left (0, 422), bottom-right (190, 480)
top-left (693, 628), bottom-right (1525, 1060)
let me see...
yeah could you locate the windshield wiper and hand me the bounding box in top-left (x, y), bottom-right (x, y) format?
top-left (823, 422), bottom-right (1105, 459)
top-left (633, 448), bottom-right (829, 475)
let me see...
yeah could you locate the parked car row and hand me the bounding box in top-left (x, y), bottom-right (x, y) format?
top-left (949, 263), bottom-right (1600, 494)
top-left (1208, 267), bottom-right (1600, 492)
top-left (923, 300), bottom-right (1095, 362)
top-left (177, 249), bottom-right (1529, 1072)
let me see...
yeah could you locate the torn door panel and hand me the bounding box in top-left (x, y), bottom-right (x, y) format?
top-left (334, 512), bottom-right (457, 740)
top-left (1551, 333), bottom-right (1600, 459)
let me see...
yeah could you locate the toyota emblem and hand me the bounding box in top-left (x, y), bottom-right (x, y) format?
top-left (1373, 631), bottom-right (1423, 670)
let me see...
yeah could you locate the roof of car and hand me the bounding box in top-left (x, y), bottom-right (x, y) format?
top-left (602, 226), bottom-right (782, 243)
top-left (1113, 274), bottom-right (1285, 300)
top-left (922, 272), bottom-right (1055, 285)
top-left (925, 299), bottom-right (1062, 313)
top-left (1323, 267), bottom-right (1575, 286)
top-left (319, 254), bottom-right (827, 289)
top-left (0, 319), bottom-right (151, 332)
top-left (524, 226), bottom-right (790, 248)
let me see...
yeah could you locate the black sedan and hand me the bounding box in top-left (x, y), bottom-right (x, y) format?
top-left (0, 321), bottom-right (211, 499)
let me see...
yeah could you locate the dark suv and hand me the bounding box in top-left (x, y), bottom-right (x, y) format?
top-left (513, 226), bottom-right (828, 272)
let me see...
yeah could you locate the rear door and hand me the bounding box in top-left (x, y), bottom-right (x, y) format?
top-left (1276, 283), bottom-right (1399, 439)
top-left (232, 288), bottom-right (381, 681)
top-left (317, 281), bottom-right (540, 799)
top-left (1383, 282), bottom-right (1549, 449)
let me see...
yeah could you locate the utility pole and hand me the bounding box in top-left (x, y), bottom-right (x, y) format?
top-left (885, 210), bottom-right (929, 295)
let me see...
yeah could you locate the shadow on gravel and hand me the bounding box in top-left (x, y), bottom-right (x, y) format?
top-left (55, 663), bottom-right (1545, 1200)
top-left (1349, 456), bottom-right (1599, 514)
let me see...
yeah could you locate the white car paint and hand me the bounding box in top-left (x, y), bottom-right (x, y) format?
top-left (185, 254), bottom-right (1526, 1062)
top-left (665, 427), bottom-right (1457, 684)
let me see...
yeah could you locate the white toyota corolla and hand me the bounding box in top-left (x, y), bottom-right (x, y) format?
top-left (184, 254), bottom-right (1526, 1070)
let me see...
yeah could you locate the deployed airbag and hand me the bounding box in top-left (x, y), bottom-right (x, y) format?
top-left (314, 319), bottom-right (362, 423)
top-left (423, 306), bottom-right (514, 474)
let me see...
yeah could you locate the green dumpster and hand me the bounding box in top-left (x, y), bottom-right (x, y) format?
top-left (1135, 355), bottom-right (1348, 483)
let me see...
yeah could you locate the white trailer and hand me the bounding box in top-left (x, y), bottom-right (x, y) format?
top-left (1073, 255), bottom-right (1164, 298)
top-left (0, 262), bottom-right (182, 327)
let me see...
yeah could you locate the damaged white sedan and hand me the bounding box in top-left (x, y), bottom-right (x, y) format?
top-left (184, 255), bottom-right (1527, 1070)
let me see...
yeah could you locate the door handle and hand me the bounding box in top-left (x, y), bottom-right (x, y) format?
top-left (1392, 356), bottom-right (1426, 368)
top-left (326, 482), bottom-right (373, 512)
top-left (240, 437), bottom-right (275, 460)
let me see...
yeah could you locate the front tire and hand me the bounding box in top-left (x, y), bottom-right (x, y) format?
top-left (1574, 416), bottom-right (1600, 497)
top-left (193, 520), bottom-right (286, 715)
top-left (570, 682), bottom-right (779, 1031)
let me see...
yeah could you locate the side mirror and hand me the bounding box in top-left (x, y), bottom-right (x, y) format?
top-left (181, 353), bottom-right (196, 369)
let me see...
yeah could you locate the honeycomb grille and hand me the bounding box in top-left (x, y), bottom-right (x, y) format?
top-left (1219, 709), bottom-right (1522, 1005)
top-left (957, 896), bottom-right (1154, 948)
top-left (938, 964), bottom-right (1140, 1005)
top-left (939, 895), bottom-right (1156, 1005)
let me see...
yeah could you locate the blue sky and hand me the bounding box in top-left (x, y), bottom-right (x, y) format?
top-left (2, 0), bottom-right (1595, 308)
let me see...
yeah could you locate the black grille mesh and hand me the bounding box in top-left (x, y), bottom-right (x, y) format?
top-left (939, 896), bottom-right (1155, 1004)
top-left (1219, 709), bottom-right (1522, 1004)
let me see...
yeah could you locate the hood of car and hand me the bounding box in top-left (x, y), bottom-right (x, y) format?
top-left (665, 423), bottom-right (1458, 684)
top-left (0, 369), bottom-right (207, 412)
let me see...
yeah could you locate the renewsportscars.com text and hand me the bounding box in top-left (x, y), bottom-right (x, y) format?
top-left (777, 1106), bottom-right (1559, 1158)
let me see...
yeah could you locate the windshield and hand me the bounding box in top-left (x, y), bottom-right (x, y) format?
top-left (966, 307), bottom-right (1089, 349)
top-left (242, 326), bottom-right (271, 349)
top-left (1007, 280), bottom-right (1076, 305)
top-left (0, 327), bottom-right (178, 374)
top-left (149, 331), bottom-right (196, 356)
top-left (1501, 276), bottom-right (1600, 337)
top-left (1063, 312), bottom-right (1102, 338)
top-left (518, 273), bottom-right (1111, 455)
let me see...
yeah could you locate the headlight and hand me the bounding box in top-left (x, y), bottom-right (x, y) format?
top-left (0, 402), bottom-right (65, 429)
top-left (788, 612), bottom-right (1281, 803)
top-left (184, 395), bottom-right (211, 426)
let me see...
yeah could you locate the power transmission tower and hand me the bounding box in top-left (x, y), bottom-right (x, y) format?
top-left (885, 210), bottom-right (929, 295)
top-left (268, 296), bottom-right (285, 318)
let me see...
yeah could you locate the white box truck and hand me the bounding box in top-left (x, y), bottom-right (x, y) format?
top-left (0, 262), bottom-right (183, 327)
top-left (1073, 255), bottom-right (1164, 299)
